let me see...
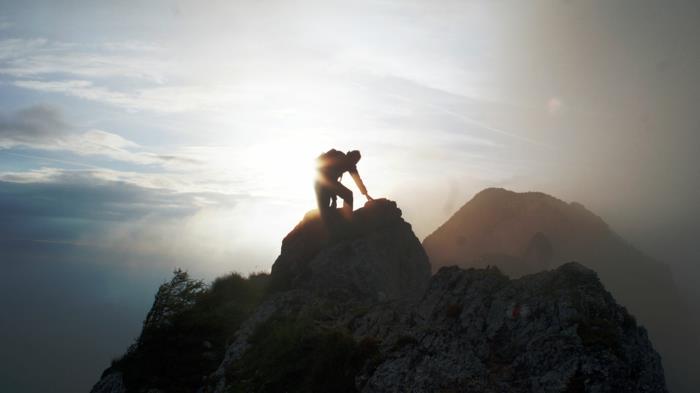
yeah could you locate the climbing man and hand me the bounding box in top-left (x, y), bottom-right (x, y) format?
top-left (315, 149), bottom-right (373, 218)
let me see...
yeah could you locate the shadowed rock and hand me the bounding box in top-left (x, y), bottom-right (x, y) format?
top-left (269, 198), bottom-right (431, 301)
top-left (352, 263), bottom-right (667, 393)
top-left (204, 261), bottom-right (667, 393)
top-left (92, 197), bottom-right (668, 393)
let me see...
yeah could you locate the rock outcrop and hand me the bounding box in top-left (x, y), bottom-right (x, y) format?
top-left (352, 262), bottom-right (665, 392)
top-left (269, 198), bottom-right (431, 301)
top-left (203, 199), bottom-right (432, 392)
top-left (423, 187), bottom-right (697, 393)
top-left (202, 199), bottom-right (666, 392)
top-left (92, 198), bottom-right (668, 393)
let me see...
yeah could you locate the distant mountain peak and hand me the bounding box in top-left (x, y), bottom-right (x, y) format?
top-left (424, 188), bottom-right (615, 275)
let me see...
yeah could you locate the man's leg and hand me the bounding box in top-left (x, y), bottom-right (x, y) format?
top-left (328, 182), bottom-right (353, 217)
top-left (315, 181), bottom-right (331, 213)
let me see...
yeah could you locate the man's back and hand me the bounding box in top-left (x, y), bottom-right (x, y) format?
top-left (317, 149), bottom-right (354, 180)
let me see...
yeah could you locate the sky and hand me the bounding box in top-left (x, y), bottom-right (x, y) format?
top-left (1, 1), bottom-right (699, 392)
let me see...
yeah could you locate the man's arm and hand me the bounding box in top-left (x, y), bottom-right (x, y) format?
top-left (349, 167), bottom-right (370, 197)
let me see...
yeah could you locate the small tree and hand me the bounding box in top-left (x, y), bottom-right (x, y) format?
top-left (139, 269), bottom-right (205, 342)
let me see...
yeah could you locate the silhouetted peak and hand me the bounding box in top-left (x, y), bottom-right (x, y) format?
top-left (471, 186), bottom-right (518, 199)
top-left (466, 188), bottom-right (598, 218)
top-left (424, 188), bottom-right (611, 275)
top-left (269, 198), bottom-right (430, 299)
top-left (281, 198), bottom-right (404, 255)
top-left (470, 187), bottom-right (560, 205)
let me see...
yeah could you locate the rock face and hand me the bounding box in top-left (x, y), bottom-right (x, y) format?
top-left (202, 199), bottom-right (666, 392)
top-left (204, 199), bottom-right (433, 392)
top-left (423, 188), bottom-right (698, 393)
top-left (92, 198), bottom-right (668, 393)
top-left (353, 263), bottom-right (666, 393)
top-left (270, 198), bottom-right (431, 301)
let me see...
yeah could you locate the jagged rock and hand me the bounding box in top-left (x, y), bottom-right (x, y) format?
top-left (204, 199), bottom-right (431, 392)
top-left (270, 198), bottom-right (431, 301)
top-left (93, 198), bottom-right (668, 393)
top-left (352, 263), bottom-right (666, 393)
top-left (202, 199), bottom-right (666, 392)
top-left (206, 261), bottom-right (667, 392)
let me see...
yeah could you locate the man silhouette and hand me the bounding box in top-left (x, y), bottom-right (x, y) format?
top-left (315, 149), bottom-right (373, 218)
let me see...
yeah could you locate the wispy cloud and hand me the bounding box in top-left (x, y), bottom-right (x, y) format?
top-left (0, 37), bottom-right (245, 114)
top-left (0, 38), bottom-right (170, 82)
top-left (12, 79), bottom-right (237, 113)
top-left (0, 105), bottom-right (200, 167)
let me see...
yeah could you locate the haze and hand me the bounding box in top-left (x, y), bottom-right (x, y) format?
top-left (0, 1), bottom-right (698, 392)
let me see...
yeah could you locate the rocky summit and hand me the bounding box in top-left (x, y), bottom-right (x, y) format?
top-left (269, 198), bottom-right (431, 301)
top-left (91, 199), bottom-right (667, 393)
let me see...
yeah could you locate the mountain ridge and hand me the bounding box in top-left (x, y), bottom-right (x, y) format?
top-left (91, 196), bottom-right (668, 393)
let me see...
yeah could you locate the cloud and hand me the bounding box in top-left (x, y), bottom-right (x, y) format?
top-left (0, 104), bottom-right (68, 143)
top-left (0, 166), bottom-right (283, 275)
top-left (0, 38), bottom-right (206, 114)
top-left (12, 79), bottom-right (230, 113)
top-left (0, 37), bottom-right (169, 82)
top-left (0, 170), bottom-right (194, 220)
top-left (0, 38), bottom-right (221, 114)
top-left (0, 168), bottom-right (243, 244)
top-left (0, 166), bottom-right (233, 199)
top-left (0, 105), bottom-right (200, 167)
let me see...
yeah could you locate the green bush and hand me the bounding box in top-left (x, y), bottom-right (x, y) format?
top-left (112, 269), bottom-right (270, 393)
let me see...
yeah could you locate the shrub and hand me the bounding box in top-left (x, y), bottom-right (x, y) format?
top-left (112, 269), bottom-right (270, 393)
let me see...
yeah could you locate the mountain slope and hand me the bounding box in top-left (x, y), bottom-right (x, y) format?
top-left (423, 187), bottom-right (697, 393)
top-left (92, 198), bottom-right (668, 393)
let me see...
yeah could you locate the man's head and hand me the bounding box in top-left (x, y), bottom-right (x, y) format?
top-left (347, 150), bottom-right (361, 165)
